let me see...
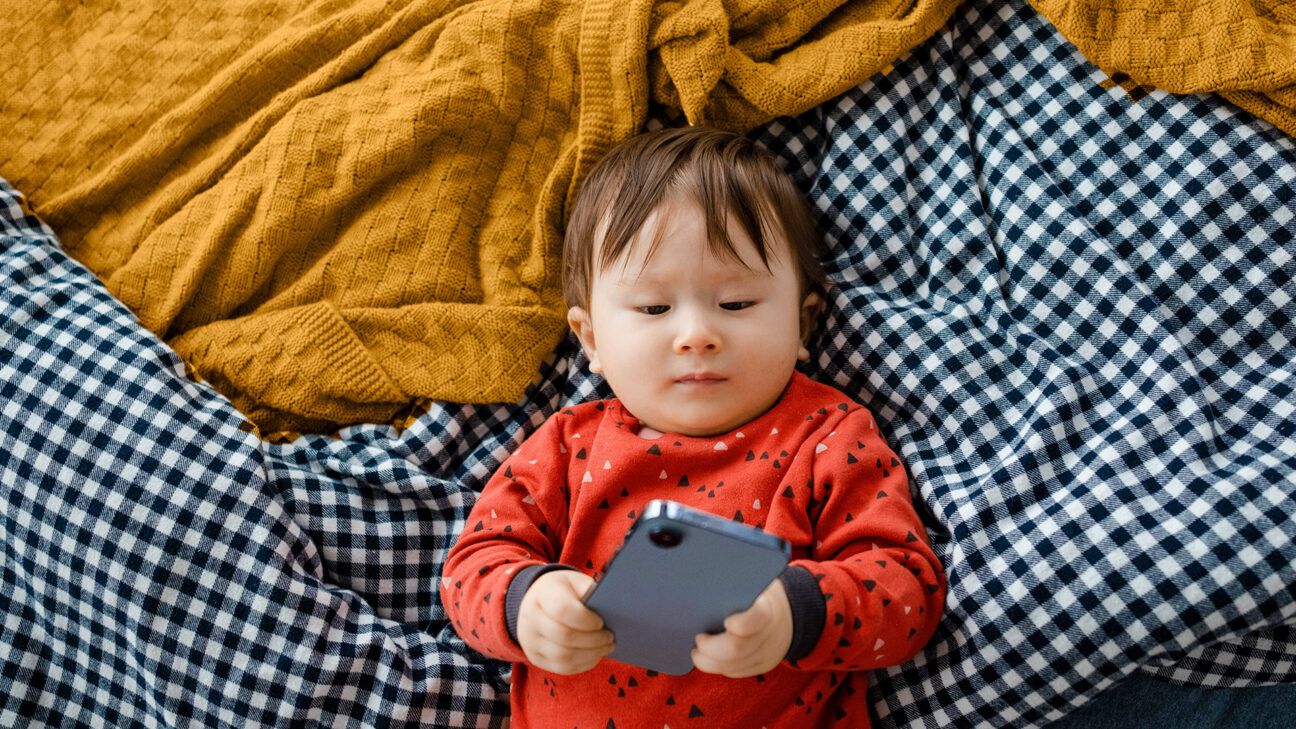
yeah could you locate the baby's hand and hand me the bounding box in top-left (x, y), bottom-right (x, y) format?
top-left (691, 578), bottom-right (793, 678)
top-left (516, 570), bottom-right (615, 675)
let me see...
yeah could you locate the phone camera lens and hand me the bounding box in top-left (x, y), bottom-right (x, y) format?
top-left (648, 526), bottom-right (684, 548)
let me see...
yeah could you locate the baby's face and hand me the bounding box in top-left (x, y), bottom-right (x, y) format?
top-left (568, 194), bottom-right (820, 437)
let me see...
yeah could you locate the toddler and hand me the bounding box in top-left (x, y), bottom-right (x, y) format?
top-left (443, 126), bottom-right (945, 728)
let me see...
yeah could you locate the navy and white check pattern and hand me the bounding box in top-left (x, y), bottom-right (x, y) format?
top-left (753, 0), bottom-right (1296, 726)
top-left (1, 186), bottom-right (508, 726)
top-left (2, 0), bottom-right (1293, 726)
top-left (1150, 625), bottom-right (1296, 689)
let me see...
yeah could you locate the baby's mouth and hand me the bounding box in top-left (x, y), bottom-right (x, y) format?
top-left (675, 372), bottom-right (727, 384)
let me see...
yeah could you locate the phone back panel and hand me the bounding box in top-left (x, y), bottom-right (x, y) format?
top-left (583, 502), bottom-right (790, 675)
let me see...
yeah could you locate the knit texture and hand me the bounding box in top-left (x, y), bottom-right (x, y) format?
top-left (0, 0), bottom-right (959, 434)
top-left (1030, 0), bottom-right (1296, 136)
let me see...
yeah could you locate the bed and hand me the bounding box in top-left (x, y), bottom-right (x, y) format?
top-left (2, 0), bottom-right (1293, 726)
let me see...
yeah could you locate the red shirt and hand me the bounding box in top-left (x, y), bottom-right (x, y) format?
top-left (443, 372), bottom-right (945, 728)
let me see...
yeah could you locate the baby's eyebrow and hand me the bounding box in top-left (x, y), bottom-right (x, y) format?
top-left (623, 266), bottom-right (771, 287)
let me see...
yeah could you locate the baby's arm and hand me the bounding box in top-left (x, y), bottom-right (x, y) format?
top-left (442, 413), bottom-right (608, 666)
top-left (694, 407), bottom-right (945, 677)
top-left (786, 407), bottom-right (946, 672)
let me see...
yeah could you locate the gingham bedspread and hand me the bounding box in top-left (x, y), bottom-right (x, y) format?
top-left (2, 0), bottom-right (1293, 727)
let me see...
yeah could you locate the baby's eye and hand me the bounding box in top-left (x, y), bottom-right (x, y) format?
top-left (637, 305), bottom-right (670, 315)
top-left (720, 301), bottom-right (754, 311)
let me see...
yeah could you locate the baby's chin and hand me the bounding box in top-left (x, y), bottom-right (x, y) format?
top-left (637, 404), bottom-right (773, 439)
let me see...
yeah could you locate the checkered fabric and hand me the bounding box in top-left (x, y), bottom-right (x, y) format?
top-left (2, 0), bottom-right (1294, 727)
top-left (749, 0), bottom-right (1296, 725)
top-left (1148, 625), bottom-right (1296, 688)
top-left (0, 183), bottom-right (508, 726)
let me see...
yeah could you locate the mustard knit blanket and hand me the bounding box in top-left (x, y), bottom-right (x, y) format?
top-left (1033, 1), bottom-right (1296, 136)
top-left (1, 0), bottom-right (1292, 434)
top-left (0, 0), bottom-right (960, 433)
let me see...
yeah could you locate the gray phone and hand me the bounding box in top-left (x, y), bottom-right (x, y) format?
top-left (582, 499), bottom-right (791, 675)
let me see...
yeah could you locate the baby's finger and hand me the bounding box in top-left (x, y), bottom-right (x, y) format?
top-left (538, 623), bottom-right (615, 650)
top-left (546, 601), bottom-right (605, 633)
top-left (540, 573), bottom-right (606, 631)
top-left (538, 591), bottom-right (605, 633)
top-left (534, 642), bottom-right (615, 675)
top-left (689, 647), bottom-right (719, 675)
top-left (690, 647), bottom-right (761, 679)
top-left (722, 598), bottom-right (772, 637)
top-left (692, 631), bottom-right (753, 665)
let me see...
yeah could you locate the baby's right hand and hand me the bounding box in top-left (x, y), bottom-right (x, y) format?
top-left (516, 570), bottom-right (615, 674)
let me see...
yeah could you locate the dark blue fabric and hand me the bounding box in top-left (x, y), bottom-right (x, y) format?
top-left (1044, 674), bottom-right (1296, 729)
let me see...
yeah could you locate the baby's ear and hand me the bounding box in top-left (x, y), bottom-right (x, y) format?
top-left (567, 306), bottom-right (603, 373)
top-left (797, 292), bottom-right (825, 362)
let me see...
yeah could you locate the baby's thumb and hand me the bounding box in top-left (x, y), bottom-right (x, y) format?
top-left (555, 570), bottom-right (607, 631)
top-left (724, 597), bottom-right (772, 636)
top-left (556, 569), bottom-right (597, 597)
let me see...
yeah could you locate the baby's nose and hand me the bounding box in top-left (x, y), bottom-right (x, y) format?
top-left (673, 315), bottom-right (721, 353)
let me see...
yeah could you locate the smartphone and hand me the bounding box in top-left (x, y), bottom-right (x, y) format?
top-left (581, 499), bottom-right (791, 675)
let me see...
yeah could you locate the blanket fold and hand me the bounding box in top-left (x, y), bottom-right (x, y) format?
top-left (1030, 0), bottom-right (1296, 137)
top-left (0, 0), bottom-right (955, 433)
top-left (3, 0), bottom-right (1292, 434)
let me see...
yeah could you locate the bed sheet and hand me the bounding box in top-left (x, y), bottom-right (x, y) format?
top-left (754, 1), bottom-right (1296, 725)
top-left (3, 0), bottom-right (1294, 727)
top-left (0, 205), bottom-right (509, 723)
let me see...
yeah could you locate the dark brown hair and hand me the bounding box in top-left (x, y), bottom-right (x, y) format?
top-left (562, 126), bottom-right (829, 309)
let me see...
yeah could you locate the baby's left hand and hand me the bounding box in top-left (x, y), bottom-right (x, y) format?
top-left (691, 578), bottom-right (793, 678)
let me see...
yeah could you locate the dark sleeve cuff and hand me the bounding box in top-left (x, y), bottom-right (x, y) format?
top-left (505, 563), bottom-right (577, 645)
top-left (779, 564), bottom-right (825, 663)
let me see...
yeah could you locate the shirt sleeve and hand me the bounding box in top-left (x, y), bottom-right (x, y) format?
top-left (441, 411), bottom-right (575, 663)
top-left (786, 407), bottom-right (946, 672)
